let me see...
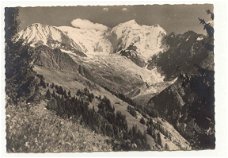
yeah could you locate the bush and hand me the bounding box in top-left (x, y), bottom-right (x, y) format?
top-left (98, 97), bottom-right (115, 114)
top-left (140, 118), bottom-right (146, 125)
top-left (147, 108), bottom-right (159, 118)
top-left (127, 106), bottom-right (137, 118)
top-left (76, 88), bottom-right (94, 103)
top-left (45, 89), bottom-right (51, 99)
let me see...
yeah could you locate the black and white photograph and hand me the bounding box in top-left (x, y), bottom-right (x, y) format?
top-left (1, 1), bottom-right (226, 154)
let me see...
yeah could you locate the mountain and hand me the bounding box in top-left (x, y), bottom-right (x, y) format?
top-left (132, 31), bottom-right (210, 106)
top-left (14, 21), bottom-right (169, 96)
top-left (15, 19), bottom-right (167, 66)
top-left (112, 19), bottom-right (167, 62)
top-left (9, 19), bottom-right (214, 151)
top-left (147, 64), bottom-right (215, 149)
top-left (13, 23), bottom-right (87, 57)
top-left (147, 31), bottom-right (210, 80)
top-left (143, 31), bottom-right (215, 149)
top-left (57, 25), bottom-right (114, 56)
top-left (30, 46), bottom-right (190, 150)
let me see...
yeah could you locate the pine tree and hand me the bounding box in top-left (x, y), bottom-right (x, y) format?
top-left (198, 9), bottom-right (214, 38)
top-left (50, 83), bottom-right (54, 88)
top-left (39, 75), bottom-right (46, 88)
top-left (5, 8), bottom-right (20, 102)
top-left (45, 89), bottom-right (51, 99)
top-left (67, 90), bottom-right (71, 97)
top-left (5, 15), bottom-right (38, 103)
top-left (140, 117), bottom-right (146, 125)
top-left (157, 133), bottom-right (162, 147)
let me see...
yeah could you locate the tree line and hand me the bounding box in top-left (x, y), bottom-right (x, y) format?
top-left (45, 83), bottom-right (150, 151)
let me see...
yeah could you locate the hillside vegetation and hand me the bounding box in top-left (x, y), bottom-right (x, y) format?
top-left (6, 101), bottom-right (112, 152)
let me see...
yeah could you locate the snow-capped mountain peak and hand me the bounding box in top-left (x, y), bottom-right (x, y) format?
top-left (57, 25), bottom-right (113, 55)
top-left (14, 19), bottom-right (168, 61)
top-left (119, 19), bottom-right (138, 26)
top-left (14, 23), bottom-right (61, 46)
top-left (112, 19), bottom-right (167, 61)
top-left (13, 23), bottom-right (84, 53)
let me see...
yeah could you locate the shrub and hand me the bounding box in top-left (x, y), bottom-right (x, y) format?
top-left (140, 118), bottom-right (146, 125)
top-left (127, 106), bottom-right (137, 118)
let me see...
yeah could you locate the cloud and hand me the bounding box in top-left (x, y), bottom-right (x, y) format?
top-left (71, 18), bottom-right (108, 31)
top-left (122, 7), bottom-right (128, 12)
top-left (102, 7), bottom-right (109, 12)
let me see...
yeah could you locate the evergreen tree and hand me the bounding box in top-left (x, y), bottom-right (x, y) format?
top-left (45, 89), bottom-right (51, 99)
top-left (67, 90), bottom-right (71, 97)
top-left (127, 105), bottom-right (137, 118)
top-left (198, 9), bottom-right (214, 38)
top-left (39, 75), bottom-right (46, 88)
top-left (5, 8), bottom-right (43, 103)
top-left (50, 83), bottom-right (54, 88)
top-left (140, 118), bottom-right (146, 125)
top-left (157, 133), bottom-right (162, 147)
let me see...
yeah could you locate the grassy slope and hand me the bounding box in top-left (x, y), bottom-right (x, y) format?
top-left (34, 65), bottom-right (191, 150)
top-left (34, 66), bottom-right (147, 132)
top-left (6, 101), bottom-right (112, 152)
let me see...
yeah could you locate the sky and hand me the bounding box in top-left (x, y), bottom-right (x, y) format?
top-left (18, 4), bottom-right (213, 34)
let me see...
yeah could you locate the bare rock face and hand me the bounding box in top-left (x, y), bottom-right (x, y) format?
top-left (34, 45), bottom-right (80, 71)
top-left (119, 44), bottom-right (147, 67)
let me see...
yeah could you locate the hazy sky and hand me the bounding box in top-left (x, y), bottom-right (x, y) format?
top-left (18, 4), bottom-right (213, 34)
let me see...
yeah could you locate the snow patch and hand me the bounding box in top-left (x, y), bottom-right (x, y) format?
top-left (185, 36), bottom-right (190, 41)
top-left (196, 36), bottom-right (204, 41)
top-left (139, 78), bottom-right (177, 97)
top-left (207, 20), bottom-right (214, 26)
top-left (60, 49), bottom-right (76, 56)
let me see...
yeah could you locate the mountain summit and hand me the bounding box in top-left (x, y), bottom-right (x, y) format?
top-left (14, 19), bottom-right (167, 62)
top-left (13, 23), bottom-right (84, 53)
top-left (13, 19), bottom-right (170, 98)
top-left (112, 19), bottom-right (167, 61)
